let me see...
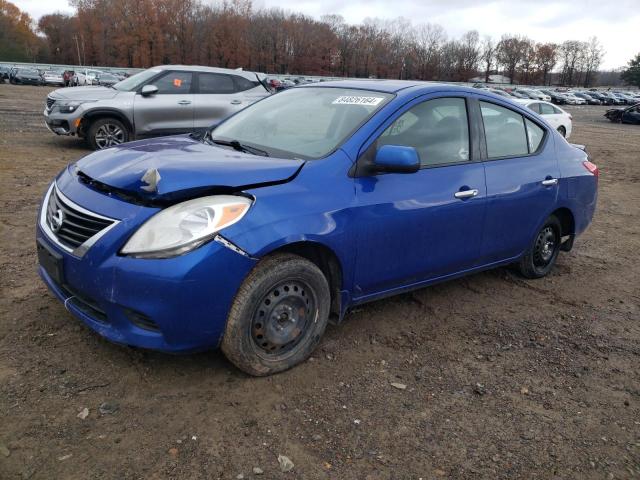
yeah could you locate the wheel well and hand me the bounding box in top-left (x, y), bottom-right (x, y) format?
top-left (269, 242), bottom-right (343, 322)
top-left (82, 111), bottom-right (133, 135)
top-left (552, 208), bottom-right (575, 236)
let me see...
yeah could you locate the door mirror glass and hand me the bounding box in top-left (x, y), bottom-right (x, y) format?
top-left (141, 84), bottom-right (158, 96)
top-left (373, 145), bottom-right (420, 174)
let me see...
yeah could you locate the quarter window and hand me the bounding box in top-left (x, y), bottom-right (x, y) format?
top-left (198, 73), bottom-right (236, 94)
top-left (152, 72), bottom-right (193, 94)
top-left (234, 76), bottom-right (256, 92)
top-left (378, 97), bottom-right (470, 166)
top-left (480, 102), bottom-right (529, 158)
top-left (525, 119), bottom-right (544, 152)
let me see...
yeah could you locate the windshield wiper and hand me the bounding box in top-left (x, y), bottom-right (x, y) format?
top-left (210, 137), bottom-right (269, 157)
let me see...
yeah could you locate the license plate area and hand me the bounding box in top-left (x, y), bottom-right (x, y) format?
top-left (37, 238), bottom-right (64, 285)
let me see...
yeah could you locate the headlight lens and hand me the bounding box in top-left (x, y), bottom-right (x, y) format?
top-left (59, 100), bottom-right (94, 113)
top-left (121, 195), bottom-right (252, 258)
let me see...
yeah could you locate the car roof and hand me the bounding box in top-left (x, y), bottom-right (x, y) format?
top-left (298, 79), bottom-right (478, 95)
top-left (153, 65), bottom-right (260, 80)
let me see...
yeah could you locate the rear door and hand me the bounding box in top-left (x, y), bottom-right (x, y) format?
top-left (133, 70), bottom-right (194, 136)
top-left (192, 72), bottom-right (241, 130)
top-left (193, 73), bottom-right (269, 130)
top-left (476, 99), bottom-right (560, 264)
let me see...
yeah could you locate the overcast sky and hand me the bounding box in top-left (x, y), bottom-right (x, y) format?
top-left (12, 0), bottom-right (639, 69)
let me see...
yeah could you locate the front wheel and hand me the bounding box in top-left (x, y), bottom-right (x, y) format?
top-left (557, 126), bottom-right (566, 137)
top-left (86, 117), bottom-right (129, 150)
top-left (518, 216), bottom-right (562, 279)
top-left (222, 254), bottom-right (330, 376)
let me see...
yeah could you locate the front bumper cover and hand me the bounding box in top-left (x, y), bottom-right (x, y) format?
top-left (36, 176), bottom-right (257, 352)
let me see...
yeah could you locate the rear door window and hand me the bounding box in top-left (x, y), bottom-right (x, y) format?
top-left (480, 102), bottom-right (529, 159)
top-left (540, 103), bottom-right (557, 115)
top-left (528, 103), bottom-right (541, 114)
top-left (198, 73), bottom-right (236, 94)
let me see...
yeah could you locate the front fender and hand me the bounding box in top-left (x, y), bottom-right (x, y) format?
top-left (220, 151), bottom-right (357, 291)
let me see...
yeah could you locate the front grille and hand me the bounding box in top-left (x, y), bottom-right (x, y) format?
top-left (46, 96), bottom-right (55, 110)
top-left (45, 186), bottom-right (114, 250)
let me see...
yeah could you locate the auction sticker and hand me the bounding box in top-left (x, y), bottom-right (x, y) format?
top-left (332, 96), bottom-right (384, 106)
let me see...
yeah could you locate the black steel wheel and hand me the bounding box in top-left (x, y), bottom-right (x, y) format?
top-left (222, 253), bottom-right (330, 376)
top-left (251, 280), bottom-right (317, 358)
top-left (518, 215), bottom-right (562, 279)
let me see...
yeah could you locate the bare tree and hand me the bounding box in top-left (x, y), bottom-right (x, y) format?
top-left (481, 36), bottom-right (495, 83)
top-left (583, 37), bottom-right (604, 87)
top-left (535, 43), bottom-right (557, 86)
top-left (496, 35), bottom-right (528, 84)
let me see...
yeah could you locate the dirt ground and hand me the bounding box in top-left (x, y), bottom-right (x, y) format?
top-left (0, 83), bottom-right (638, 480)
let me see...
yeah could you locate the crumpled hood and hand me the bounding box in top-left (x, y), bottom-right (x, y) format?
top-left (50, 86), bottom-right (121, 101)
top-left (75, 135), bottom-right (304, 204)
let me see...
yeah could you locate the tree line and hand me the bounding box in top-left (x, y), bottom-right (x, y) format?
top-left (0, 0), bottom-right (625, 87)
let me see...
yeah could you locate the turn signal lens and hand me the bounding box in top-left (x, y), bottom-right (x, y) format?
top-left (583, 160), bottom-right (599, 177)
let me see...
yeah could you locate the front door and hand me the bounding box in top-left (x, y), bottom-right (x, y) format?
top-left (134, 70), bottom-right (194, 136)
top-left (352, 96), bottom-right (487, 299)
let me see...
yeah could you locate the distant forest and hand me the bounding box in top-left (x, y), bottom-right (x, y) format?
top-left (0, 0), bottom-right (629, 86)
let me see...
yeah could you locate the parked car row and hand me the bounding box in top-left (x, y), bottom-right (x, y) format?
top-left (0, 65), bottom-right (133, 87)
top-left (475, 84), bottom-right (640, 106)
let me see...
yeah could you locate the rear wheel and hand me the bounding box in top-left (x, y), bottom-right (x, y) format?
top-left (87, 117), bottom-right (129, 150)
top-left (222, 254), bottom-right (330, 376)
top-left (518, 216), bottom-right (562, 279)
top-left (557, 126), bottom-right (566, 137)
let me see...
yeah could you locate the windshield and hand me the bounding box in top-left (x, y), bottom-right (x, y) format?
top-left (210, 87), bottom-right (393, 159)
top-left (19, 69), bottom-right (38, 75)
top-left (113, 68), bottom-right (161, 91)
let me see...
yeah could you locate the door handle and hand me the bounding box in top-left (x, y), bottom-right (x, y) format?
top-left (541, 178), bottom-right (558, 186)
top-left (177, 100), bottom-right (191, 105)
top-left (230, 99), bottom-right (242, 105)
top-left (454, 189), bottom-right (479, 199)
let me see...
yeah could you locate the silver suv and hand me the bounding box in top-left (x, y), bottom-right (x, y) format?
top-left (44, 65), bottom-right (271, 150)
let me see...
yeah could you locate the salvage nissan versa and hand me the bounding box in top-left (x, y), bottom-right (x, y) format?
top-left (37, 81), bottom-right (598, 375)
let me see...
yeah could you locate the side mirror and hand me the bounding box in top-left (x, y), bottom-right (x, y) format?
top-left (373, 145), bottom-right (420, 174)
top-left (141, 85), bottom-right (158, 97)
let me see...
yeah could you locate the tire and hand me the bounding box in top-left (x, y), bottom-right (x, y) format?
top-left (518, 215), bottom-right (562, 279)
top-left (557, 126), bottom-right (566, 137)
top-left (86, 117), bottom-right (130, 150)
top-left (222, 253), bottom-right (331, 376)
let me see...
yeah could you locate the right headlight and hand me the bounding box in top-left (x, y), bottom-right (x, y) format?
top-left (121, 195), bottom-right (252, 258)
top-left (58, 100), bottom-right (96, 113)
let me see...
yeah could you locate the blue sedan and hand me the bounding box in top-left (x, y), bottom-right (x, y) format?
top-left (37, 81), bottom-right (598, 375)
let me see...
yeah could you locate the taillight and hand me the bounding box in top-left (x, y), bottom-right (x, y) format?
top-left (583, 160), bottom-right (598, 177)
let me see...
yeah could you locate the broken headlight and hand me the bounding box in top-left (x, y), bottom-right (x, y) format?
top-left (121, 195), bottom-right (252, 258)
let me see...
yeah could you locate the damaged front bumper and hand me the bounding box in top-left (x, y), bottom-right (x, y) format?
top-left (36, 176), bottom-right (257, 352)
